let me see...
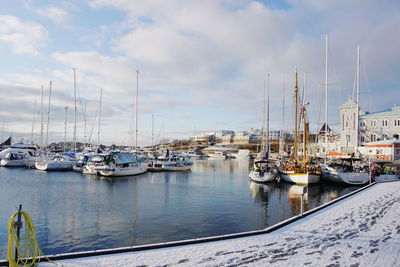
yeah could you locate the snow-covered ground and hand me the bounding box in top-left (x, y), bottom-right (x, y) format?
top-left (40, 181), bottom-right (400, 267)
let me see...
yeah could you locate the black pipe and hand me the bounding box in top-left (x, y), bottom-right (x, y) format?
top-left (14, 204), bottom-right (22, 263)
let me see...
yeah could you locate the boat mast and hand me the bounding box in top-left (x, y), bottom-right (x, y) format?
top-left (72, 68), bottom-right (77, 152)
top-left (267, 73), bottom-right (270, 158)
top-left (302, 103), bottom-right (309, 166)
top-left (131, 104), bottom-right (134, 150)
top-left (152, 113), bottom-right (154, 151)
top-left (135, 70), bottom-right (139, 151)
top-left (324, 33), bottom-right (329, 162)
top-left (84, 102), bottom-right (87, 147)
top-left (292, 69), bottom-right (299, 161)
top-left (261, 76), bottom-right (266, 156)
top-left (98, 88), bottom-right (103, 148)
top-left (30, 100), bottom-right (36, 144)
top-left (355, 43), bottom-right (360, 153)
top-left (64, 106), bottom-right (68, 152)
top-left (40, 85), bottom-right (44, 147)
top-left (280, 78), bottom-right (285, 156)
top-left (45, 81), bottom-right (52, 148)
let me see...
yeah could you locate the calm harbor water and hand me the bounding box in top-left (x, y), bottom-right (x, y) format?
top-left (0, 159), bottom-right (360, 257)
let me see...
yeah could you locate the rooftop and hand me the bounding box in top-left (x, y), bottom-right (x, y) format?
top-left (361, 105), bottom-right (400, 118)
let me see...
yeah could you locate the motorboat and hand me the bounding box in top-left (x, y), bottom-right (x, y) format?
top-left (96, 151), bottom-right (148, 177)
top-left (82, 154), bottom-right (108, 175)
top-left (35, 155), bottom-right (74, 171)
top-left (0, 152), bottom-right (29, 167)
top-left (162, 155), bottom-right (193, 171)
top-left (73, 153), bottom-right (93, 172)
top-left (0, 141), bottom-right (37, 160)
top-left (148, 149), bottom-right (173, 171)
top-left (186, 149), bottom-right (205, 160)
top-left (207, 151), bottom-right (227, 160)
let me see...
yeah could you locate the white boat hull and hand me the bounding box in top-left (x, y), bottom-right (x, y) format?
top-left (321, 165), bottom-right (369, 185)
top-left (162, 165), bottom-right (192, 171)
top-left (99, 164), bottom-right (148, 177)
top-left (35, 161), bottom-right (73, 171)
top-left (82, 165), bottom-right (99, 174)
top-left (0, 159), bottom-right (26, 167)
top-left (279, 171), bottom-right (320, 185)
top-left (249, 170), bottom-right (277, 183)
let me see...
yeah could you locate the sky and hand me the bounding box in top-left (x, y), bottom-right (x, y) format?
top-left (0, 0), bottom-right (399, 146)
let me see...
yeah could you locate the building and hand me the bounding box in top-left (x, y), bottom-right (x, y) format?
top-left (338, 99), bottom-right (400, 158)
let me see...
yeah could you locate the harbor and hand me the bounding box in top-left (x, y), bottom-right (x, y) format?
top-left (35, 180), bottom-right (400, 266)
top-left (0, 1), bottom-right (399, 266)
top-left (0, 159), bottom-right (363, 259)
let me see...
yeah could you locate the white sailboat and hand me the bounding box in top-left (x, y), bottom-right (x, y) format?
top-left (35, 154), bottom-right (74, 171)
top-left (320, 40), bottom-right (369, 185)
top-left (320, 159), bottom-right (369, 185)
top-left (249, 73), bottom-right (278, 183)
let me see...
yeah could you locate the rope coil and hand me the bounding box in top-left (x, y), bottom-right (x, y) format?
top-left (7, 209), bottom-right (60, 267)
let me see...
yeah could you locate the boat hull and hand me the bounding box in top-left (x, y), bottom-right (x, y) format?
top-left (35, 162), bottom-right (73, 171)
top-left (249, 170), bottom-right (277, 183)
top-left (99, 164), bottom-right (148, 177)
top-left (0, 159), bottom-right (26, 167)
top-left (162, 165), bottom-right (192, 171)
top-left (279, 171), bottom-right (320, 185)
top-left (321, 165), bottom-right (369, 185)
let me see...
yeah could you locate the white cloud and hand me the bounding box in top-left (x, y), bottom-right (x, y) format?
top-left (0, 15), bottom-right (48, 55)
top-left (36, 6), bottom-right (72, 24)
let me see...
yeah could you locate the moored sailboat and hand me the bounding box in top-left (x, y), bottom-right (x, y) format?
top-left (249, 73), bottom-right (278, 183)
top-left (279, 70), bottom-right (321, 185)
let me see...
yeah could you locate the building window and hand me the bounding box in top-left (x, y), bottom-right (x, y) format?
top-left (394, 134), bottom-right (399, 140)
top-left (383, 133), bottom-right (388, 139)
top-left (395, 120), bottom-right (400, 126)
top-left (382, 120), bottom-right (388, 127)
top-left (342, 114), bottom-right (344, 131)
top-left (371, 134), bottom-right (377, 142)
top-left (373, 120), bottom-right (377, 127)
top-left (346, 134), bottom-right (351, 143)
top-left (360, 136), bottom-right (365, 142)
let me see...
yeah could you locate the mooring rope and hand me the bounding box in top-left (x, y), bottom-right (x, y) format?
top-left (7, 209), bottom-right (61, 267)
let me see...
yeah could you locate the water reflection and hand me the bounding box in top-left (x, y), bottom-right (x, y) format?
top-left (0, 159), bottom-right (363, 257)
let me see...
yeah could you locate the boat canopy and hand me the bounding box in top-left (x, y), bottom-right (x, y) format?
top-left (111, 152), bottom-right (138, 164)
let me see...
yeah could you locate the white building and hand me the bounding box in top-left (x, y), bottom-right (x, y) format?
top-left (337, 100), bottom-right (400, 158)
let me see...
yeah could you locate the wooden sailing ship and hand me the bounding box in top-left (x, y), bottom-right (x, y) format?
top-left (279, 70), bottom-right (321, 185)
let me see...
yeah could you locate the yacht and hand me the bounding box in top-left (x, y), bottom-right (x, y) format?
top-left (162, 155), bottom-right (193, 171)
top-left (96, 151), bottom-right (148, 177)
top-left (207, 151), bottom-right (227, 159)
top-left (0, 141), bottom-right (37, 160)
top-left (82, 153), bottom-right (108, 175)
top-left (0, 151), bottom-right (29, 167)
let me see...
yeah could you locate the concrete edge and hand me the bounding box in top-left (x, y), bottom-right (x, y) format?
top-left (1, 181), bottom-right (390, 266)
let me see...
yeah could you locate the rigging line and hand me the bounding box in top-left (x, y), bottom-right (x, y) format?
top-left (316, 82), bottom-right (323, 144)
top-left (88, 98), bottom-right (100, 144)
top-left (361, 53), bottom-right (375, 112)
